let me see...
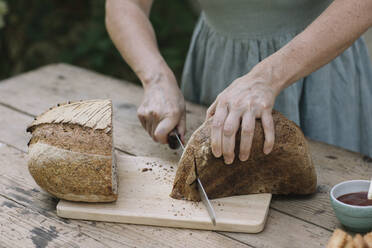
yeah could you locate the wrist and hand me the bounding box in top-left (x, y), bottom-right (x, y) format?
top-left (248, 51), bottom-right (300, 96)
top-left (136, 61), bottom-right (177, 90)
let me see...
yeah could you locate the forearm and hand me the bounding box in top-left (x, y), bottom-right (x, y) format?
top-left (105, 0), bottom-right (174, 88)
top-left (253, 0), bottom-right (372, 94)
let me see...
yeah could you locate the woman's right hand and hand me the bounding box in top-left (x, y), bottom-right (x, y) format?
top-left (106, 0), bottom-right (186, 143)
top-left (137, 71), bottom-right (186, 144)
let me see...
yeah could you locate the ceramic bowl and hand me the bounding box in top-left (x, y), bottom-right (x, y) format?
top-left (330, 180), bottom-right (372, 232)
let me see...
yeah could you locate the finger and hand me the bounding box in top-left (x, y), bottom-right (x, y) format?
top-left (261, 110), bottom-right (275, 154)
top-left (151, 118), bottom-right (160, 142)
top-left (154, 117), bottom-right (178, 144)
top-left (176, 114), bottom-right (186, 143)
top-left (138, 115), bottom-right (146, 130)
top-left (211, 104), bottom-right (228, 158)
top-left (145, 111), bottom-right (160, 141)
top-left (222, 111), bottom-right (241, 164)
top-left (145, 115), bottom-right (153, 137)
top-left (137, 109), bottom-right (146, 130)
top-left (206, 101), bottom-right (217, 120)
top-left (239, 112), bottom-right (255, 161)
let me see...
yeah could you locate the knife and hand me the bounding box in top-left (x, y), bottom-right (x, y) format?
top-left (168, 130), bottom-right (217, 226)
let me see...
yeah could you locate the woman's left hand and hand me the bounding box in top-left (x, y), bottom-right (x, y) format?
top-left (206, 69), bottom-right (282, 164)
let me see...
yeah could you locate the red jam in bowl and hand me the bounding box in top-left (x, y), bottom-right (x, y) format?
top-left (337, 192), bottom-right (372, 206)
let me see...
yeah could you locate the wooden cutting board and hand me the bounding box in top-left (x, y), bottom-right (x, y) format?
top-left (57, 153), bottom-right (272, 233)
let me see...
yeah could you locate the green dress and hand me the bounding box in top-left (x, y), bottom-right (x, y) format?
top-left (181, 0), bottom-right (372, 157)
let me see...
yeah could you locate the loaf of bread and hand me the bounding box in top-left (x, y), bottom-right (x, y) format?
top-left (27, 99), bottom-right (118, 202)
top-left (171, 110), bottom-right (317, 201)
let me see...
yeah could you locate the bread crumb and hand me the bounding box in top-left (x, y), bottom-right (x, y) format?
top-left (142, 168), bottom-right (149, 172)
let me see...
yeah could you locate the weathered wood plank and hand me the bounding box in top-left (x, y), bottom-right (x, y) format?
top-left (0, 143), bottom-right (252, 248)
top-left (0, 64), bottom-right (206, 162)
top-left (0, 105), bottom-right (32, 152)
top-left (223, 209), bottom-right (331, 248)
top-left (0, 197), bottom-right (104, 248)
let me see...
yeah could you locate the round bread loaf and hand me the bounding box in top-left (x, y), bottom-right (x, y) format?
top-left (27, 99), bottom-right (118, 202)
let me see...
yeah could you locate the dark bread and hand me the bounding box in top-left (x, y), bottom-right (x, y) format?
top-left (170, 110), bottom-right (317, 201)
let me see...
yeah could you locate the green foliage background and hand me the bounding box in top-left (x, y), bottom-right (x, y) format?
top-left (0, 0), bottom-right (197, 83)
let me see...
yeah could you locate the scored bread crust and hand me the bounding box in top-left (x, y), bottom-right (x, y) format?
top-left (170, 110), bottom-right (317, 201)
top-left (27, 99), bottom-right (117, 202)
top-left (27, 99), bottom-right (112, 133)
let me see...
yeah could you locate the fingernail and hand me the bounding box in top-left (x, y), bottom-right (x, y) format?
top-left (212, 149), bottom-right (222, 158)
top-left (225, 158), bottom-right (233, 165)
top-left (239, 154), bottom-right (248, 162)
top-left (264, 147), bottom-right (272, 155)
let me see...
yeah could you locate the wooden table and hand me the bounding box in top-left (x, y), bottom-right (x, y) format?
top-left (0, 64), bottom-right (371, 248)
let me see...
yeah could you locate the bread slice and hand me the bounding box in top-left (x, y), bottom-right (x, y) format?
top-left (170, 110), bottom-right (317, 201)
top-left (27, 99), bottom-right (118, 202)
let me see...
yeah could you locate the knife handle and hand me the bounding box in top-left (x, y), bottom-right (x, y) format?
top-left (167, 130), bottom-right (181, 150)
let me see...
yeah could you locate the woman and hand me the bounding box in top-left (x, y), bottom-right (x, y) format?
top-left (106, 0), bottom-right (372, 164)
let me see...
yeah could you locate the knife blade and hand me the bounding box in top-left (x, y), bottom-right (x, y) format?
top-left (168, 130), bottom-right (217, 226)
top-left (196, 177), bottom-right (217, 226)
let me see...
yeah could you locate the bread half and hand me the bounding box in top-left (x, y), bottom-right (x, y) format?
top-left (27, 99), bottom-right (118, 202)
top-left (170, 110), bottom-right (317, 201)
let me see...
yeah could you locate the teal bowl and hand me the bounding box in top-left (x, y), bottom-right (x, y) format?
top-left (330, 180), bottom-right (372, 232)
